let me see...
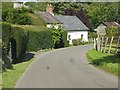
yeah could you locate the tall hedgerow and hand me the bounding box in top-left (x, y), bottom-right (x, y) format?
top-left (11, 25), bottom-right (29, 63)
top-left (22, 25), bottom-right (53, 51)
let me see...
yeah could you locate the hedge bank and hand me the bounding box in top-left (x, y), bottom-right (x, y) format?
top-left (2, 22), bottom-right (13, 69)
top-left (11, 25), bottom-right (29, 63)
top-left (2, 23), bottom-right (68, 66)
top-left (22, 25), bottom-right (53, 51)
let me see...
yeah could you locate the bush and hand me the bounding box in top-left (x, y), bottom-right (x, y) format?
top-left (2, 7), bottom-right (32, 25)
top-left (2, 22), bottom-right (11, 53)
top-left (72, 39), bottom-right (79, 46)
top-left (14, 14), bottom-right (32, 25)
top-left (23, 26), bottom-right (53, 51)
top-left (88, 32), bottom-right (97, 38)
top-left (106, 27), bottom-right (119, 38)
top-left (77, 38), bottom-right (83, 45)
top-left (11, 25), bottom-right (29, 63)
top-left (2, 22), bottom-right (13, 69)
top-left (2, 8), bottom-right (15, 24)
top-left (50, 27), bottom-right (69, 49)
top-left (16, 7), bottom-right (34, 13)
top-left (62, 31), bottom-right (69, 47)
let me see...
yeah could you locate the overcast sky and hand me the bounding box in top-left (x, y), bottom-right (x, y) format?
top-left (13, 0), bottom-right (37, 3)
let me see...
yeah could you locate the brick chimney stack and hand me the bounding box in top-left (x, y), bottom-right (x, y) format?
top-left (46, 4), bottom-right (54, 15)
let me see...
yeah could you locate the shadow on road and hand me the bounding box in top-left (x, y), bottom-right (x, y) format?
top-left (23, 52), bottom-right (35, 62)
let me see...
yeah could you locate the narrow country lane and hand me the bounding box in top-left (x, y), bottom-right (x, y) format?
top-left (14, 44), bottom-right (118, 88)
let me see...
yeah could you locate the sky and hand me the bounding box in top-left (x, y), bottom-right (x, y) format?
top-left (12, 0), bottom-right (120, 2)
top-left (13, 0), bottom-right (37, 3)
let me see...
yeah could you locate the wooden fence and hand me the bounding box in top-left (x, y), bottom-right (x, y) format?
top-left (94, 36), bottom-right (120, 54)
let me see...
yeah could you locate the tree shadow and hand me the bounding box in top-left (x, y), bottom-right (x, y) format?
top-left (91, 54), bottom-right (120, 66)
top-left (23, 52), bottom-right (35, 62)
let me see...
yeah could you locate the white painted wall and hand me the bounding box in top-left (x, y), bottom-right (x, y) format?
top-left (46, 24), bottom-right (60, 29)
top-left (67, 31), bottom-right (88, 44)
top-left (13, 3), bottom-right (24, 8)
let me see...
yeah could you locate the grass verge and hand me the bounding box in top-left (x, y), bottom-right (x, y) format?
top-left (2, 58), bottom-right (35, 89)
top-left (86, 49), bottom-right (120, 76)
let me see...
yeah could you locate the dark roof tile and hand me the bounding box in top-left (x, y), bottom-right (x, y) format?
top-left (55, 15), bottom-right (89, 31)
top-left (36, 11), bottom-right (61, 24)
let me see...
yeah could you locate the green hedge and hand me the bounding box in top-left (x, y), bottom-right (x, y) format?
top-left (62, 31), bottom-right (69, 47)
top-left (2, 22), bottom-right (13, 69)
top-left (72, 39), bottom-right (79, 46)
top-left (11, 25), bottom-right (29, 63)
top-left (2, 7), bottom-right (32, 25)
top-left (52, 28), bottom-right (69, 49)
top-left (2, 23), bottom-right (29, 64)
top-left (2, 23), bottom-right (68, 66)
top-left (22, 26), bottom-right (53, 51)
top-left (2, 22), bottom-right (11, 53)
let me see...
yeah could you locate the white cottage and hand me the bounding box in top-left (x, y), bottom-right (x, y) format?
top-left (36, 11), bottom-right (62, 29)
top-left (37, 4), bottom-right (89, 44)
top-left (13, 2), bottom-right (24, 8)
top-left (35, 4), bottom-right (62, 29)
top-left (56, 16), bottom-right (89, 44)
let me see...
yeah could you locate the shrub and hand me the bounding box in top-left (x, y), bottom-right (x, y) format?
top-left (106, 27), bottom-right (119, 38)
top-left (51, 27), bottom-right (69, 49)
top-left (11, 25), bottom-right (29, 63)
top-left (23, 26), bottom-right (53, 51)
top-left (62, 31), bottom-right (69, 47)
top-left (77, 38), bottom-right (83, 45)
top-left (14, 14), bottom-right (32, 25)
top-left (88, 32), bottom-right (97, 38)
top-left (2, 22), bottom-right (11, 53)
top-left (51, 27), bottom-right (63, 47)
top-left (2, 8), bottom-right (32, 25)
top-left (72, 39), bottom-right (79, 46)
top-left (16, 7), bottom-right (34, 13)
top-left (2, 22), bottom-right (13, 69)
top-left (2, 9), bottom-right (15, 24)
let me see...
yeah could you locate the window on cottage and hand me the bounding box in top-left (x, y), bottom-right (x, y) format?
top-left (81, 34), bottom-right (83, 39)
top-left (68, 35), bottom-right (71, 40)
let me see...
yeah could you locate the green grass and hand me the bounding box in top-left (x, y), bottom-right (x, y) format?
top-left (103, 44), bottom-right (120, 54)
top-left (86, 49), bottom-right (120, 76)
top-left (38, 49), bottom-right (52, 53)
top-left (2, 58), bottom-right (35, 89)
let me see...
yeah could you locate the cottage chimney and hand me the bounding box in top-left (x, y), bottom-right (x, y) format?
top-left (46, 4), bottom-right (54, 15)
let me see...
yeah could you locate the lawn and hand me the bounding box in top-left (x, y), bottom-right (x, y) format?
top-left (86, 49), bottom-right (120, 76)
top-left (2, 58), bottom-right (35, 89)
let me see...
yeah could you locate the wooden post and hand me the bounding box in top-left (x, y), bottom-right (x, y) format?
top-left (104, 37), bottom-right (108, 53)
top-left (100, 36), bottom-right (104, 52)
top-left (108, 36), bottom-right (114, 54)
top-left (115, 36), bottom-right (120, 54)
top-left (97, 34), bottom-right (101, 51)
top-left (93, 38), bottom-right (96, 49)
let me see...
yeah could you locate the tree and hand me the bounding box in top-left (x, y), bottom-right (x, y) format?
top-left (53, 2), bottom-right (118, 29)
top-left (65, 8), bottom-right (92, 30)
top-left (51, 26), bottom-right (64, 48)
top-left (85, 2), bottom-right (118, 28)
top-left (2, 7), bottom-right (32, 25)
top-left (25, 2), bottom-right (47, 11)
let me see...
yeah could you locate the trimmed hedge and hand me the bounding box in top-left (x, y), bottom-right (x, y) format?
top-left (2, 22), bottom-right (13, 69)
top-left (62, 31), bottom-right (69, 47)
top-left (72, 39), bottom-right (79, 46)
top-left (11, 25), bottom-right (29, 63)
top-left (2, 22), bottom-right (29, 64)
top-left (2, 22), bottom-right (11, 53)
top-left (22, 25), bottom-right (53, 51)
top-left (2, 23), bottom-right (68, 66)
